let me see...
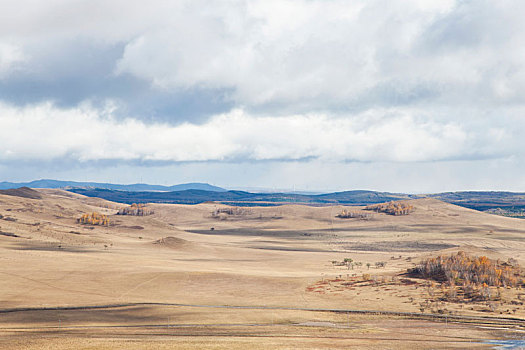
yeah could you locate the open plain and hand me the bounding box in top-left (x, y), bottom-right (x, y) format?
top-left (1, 188), bottom-right (525, 348)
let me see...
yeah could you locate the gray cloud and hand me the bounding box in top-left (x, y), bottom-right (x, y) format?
top-left (0, 39), bottom-right (233, 123)
top-left (2, 1), bottom-right (524, 115)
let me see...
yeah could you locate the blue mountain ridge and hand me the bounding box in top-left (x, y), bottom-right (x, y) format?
top-left (0, 179), bottom-right (226, 192)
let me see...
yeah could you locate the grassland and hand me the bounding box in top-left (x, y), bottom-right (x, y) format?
top-left (0, 188), bottom-right (524, 348)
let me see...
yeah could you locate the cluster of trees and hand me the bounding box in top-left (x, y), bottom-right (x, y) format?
top-left (412, 251), bottom-right (523, 301)
top-left (332, 258), bottom-right (360, 269)
top-left (77, 212), bottom-right (109, 226)
top-left (375, 261), bottom-right (387, 268)
top-left (211, 207), bottom-right (250, 217)
top-left (331, 258), bottom-right (384, 270)
top-left (414, 251), bottom-right (521, 287)
top-left (337, 209), bottom-right (372, 220)
top-left (365, 201), bottom-right (414, 215)
top-left (485, 207), bottom-right (525, 218)
top-left (117, 203), bottom-right (153, 216)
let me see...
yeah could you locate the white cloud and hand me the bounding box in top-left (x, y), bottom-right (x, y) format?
top-left (1, 0), bottom-right (523, 110)
top-left (0, 102), bottom-right (517, 164)
top-left (108, 0), bottom-right (521, 109)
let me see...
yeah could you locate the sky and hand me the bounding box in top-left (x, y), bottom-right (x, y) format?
top-left (1, 0), bottom-right (525, 193)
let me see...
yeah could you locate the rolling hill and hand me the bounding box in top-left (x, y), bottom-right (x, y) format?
top-left (0, 188), bottom-right (524, 348)
top-left (66, 187), bottom-right (525, 213)
top-left (66, 188), bottom-right (418, 206)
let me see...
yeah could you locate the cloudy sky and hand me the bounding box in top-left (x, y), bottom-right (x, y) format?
top-left (1, 0), bottom-right (525, 192)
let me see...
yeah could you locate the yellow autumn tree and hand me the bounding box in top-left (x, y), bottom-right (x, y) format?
top-left (77, 212), bottom-right (110, 226)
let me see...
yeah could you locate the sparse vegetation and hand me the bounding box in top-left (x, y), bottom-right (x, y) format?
top-left (117, 203), bottom-right (153, 216)
top-left (77, 212), bottom-right (109, 226)
top-left (365, 201), bottom-right (414, 215)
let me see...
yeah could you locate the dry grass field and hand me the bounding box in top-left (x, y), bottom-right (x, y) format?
top-left (1, 188), bottom-right (524, 348)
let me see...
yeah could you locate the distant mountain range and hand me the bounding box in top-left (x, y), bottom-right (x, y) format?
top-left (3, 179), bottom-right (525, 212)
top-left (0, 179), bottom-right (226, 192)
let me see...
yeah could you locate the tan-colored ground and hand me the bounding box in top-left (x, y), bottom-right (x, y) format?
top-left (0, 189), bottom-right (524, 348)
